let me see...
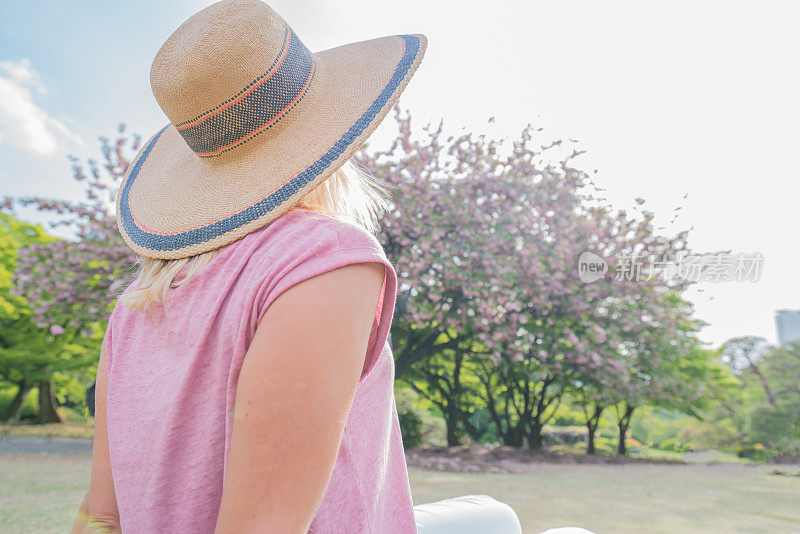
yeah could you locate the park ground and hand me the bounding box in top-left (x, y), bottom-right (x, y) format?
top-left (1, 435), bottom-right (799, 533)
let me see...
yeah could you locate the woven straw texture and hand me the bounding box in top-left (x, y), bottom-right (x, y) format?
top-left (116, 0), bottom-right (427, 259)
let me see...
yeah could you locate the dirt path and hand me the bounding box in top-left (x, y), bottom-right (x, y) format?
top-left (0, 437), bottom-right (92, 455)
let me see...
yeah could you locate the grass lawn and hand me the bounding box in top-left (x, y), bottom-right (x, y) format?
top-left (0, 422), bottom-right (94, 439)
top-left (409, 463), bottom-right (800, 533)
top-left (0, 453), bottom-right (91, 533)
top-left (1, 450), bottom-right (799, 533)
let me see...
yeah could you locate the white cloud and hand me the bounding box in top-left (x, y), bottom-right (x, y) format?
top-left (0, 58), bottom-right (82, 156)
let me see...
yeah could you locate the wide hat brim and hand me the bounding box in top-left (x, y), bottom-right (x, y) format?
top-left (116, 33), bottom-right (426, 260)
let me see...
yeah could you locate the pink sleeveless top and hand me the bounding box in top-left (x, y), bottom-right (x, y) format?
top-left (103, 209), bottom-right (416, 533)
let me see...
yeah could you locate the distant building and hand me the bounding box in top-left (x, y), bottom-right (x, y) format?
top-left (775, 309), bottom-right (800, 347)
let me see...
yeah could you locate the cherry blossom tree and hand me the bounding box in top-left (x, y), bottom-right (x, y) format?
top-left (361, 110), bottom-right (704, 450)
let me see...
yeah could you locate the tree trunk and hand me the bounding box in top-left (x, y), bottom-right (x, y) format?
top-left (585, 405), bottom-right (604, 455)
top-left (527, 386), bottom-right (560, 451)
top-left (478, 364), bottom-right (521, 447)
top-left (528, 414), bottom-right (544, 451)
top-left (616, 403), bottom-right (635, 456)
top-left (587, 431), bottom-right (596, 454)
top-left (503, 424), bottom-right (525, 447)
top-left (35, 379), bottom-right (63, 424)
top-left (2, 380), bottom-right (31, 423)
top-left (457, 410), bottom-right (480, 442)
top-left (527, 428), bottom-right (544, 450)
top-left (749, 363), bottom-right (776, 406)
top-left (445, 403), bottom-right (460, 446)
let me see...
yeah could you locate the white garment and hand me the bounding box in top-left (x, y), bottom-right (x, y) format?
top-left (413, 495), bottom-right (597, 534)
top-left (540, 529), bottom-right (597, 534)
top-left (414, 495), bottom-right (522, 534)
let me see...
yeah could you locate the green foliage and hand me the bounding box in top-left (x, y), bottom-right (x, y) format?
top-left (0, 212), bottom-right (101, 422)
top-left (0, 213), bottom-right (65, 395)
top-left (738, 443), bottom-right (770, 462)
top-left (677, 420), bottom-right (738, 450)
top-left (629, 407), bottom-right (683, 446)
top-left (0, 212), bottom-right (56, 320)
top-left (730, 341), bottom-right (800, 453)
top-left (749, 400), bottom-right (800, 447)
top-left (590, 435), bottom-right (617, 454)
top-left (465, 407), bottom-right (500, 444)
top-left (396, 386), bottom-right (424, 447)
top-left (61, 405), bottom-right (89, 423)
top-left (395, 333), bottom-right (486, 446)
top-left (0, 385), bottom-right (39, 420)
top-left (398, 410), bottom-right (423, 448)
top-left (394, 383), bottom-right (447, 447)
top-left (52, 371), bottom-right (92, 415)
top-left (657, 437), bottom-right (692, 453)
top-left (550, 401), bottom-right (587, 427)
top-left (628, 390), bottom-right (739, 453)
top-left (773, 437), bottom-right (800, 457)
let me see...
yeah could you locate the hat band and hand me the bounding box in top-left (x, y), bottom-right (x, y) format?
top-left (174, 26), bottom-right (316, 158)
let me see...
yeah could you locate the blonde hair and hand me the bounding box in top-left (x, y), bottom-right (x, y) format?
top-left (117, 159), bottom-right (390, 313)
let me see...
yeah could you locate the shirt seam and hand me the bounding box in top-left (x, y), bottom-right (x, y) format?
top-left (343, 423), bottom-right (374, 534)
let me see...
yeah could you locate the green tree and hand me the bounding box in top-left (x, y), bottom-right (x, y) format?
top-left (0, 213), bottom-right (95, 422)
top-left (0, 212), bottom-right (52, 421)
top-left (748, 341), bottom-right (800, 451)
top-left (611, 293), bottom-right (737, 455)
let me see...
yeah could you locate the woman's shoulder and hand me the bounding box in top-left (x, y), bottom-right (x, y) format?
top-left (255, 209), bottom-right (386, 257)
top-left (246, 209), bottom-right (395, 325)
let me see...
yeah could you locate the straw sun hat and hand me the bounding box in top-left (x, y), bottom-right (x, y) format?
top-left (115, 0), bottom-right (427, 259)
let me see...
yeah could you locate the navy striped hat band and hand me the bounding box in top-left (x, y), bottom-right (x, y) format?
top-left (173, 25), bottom-right (316, 159)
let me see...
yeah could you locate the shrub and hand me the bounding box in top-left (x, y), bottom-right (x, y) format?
top-left (677, 421), bottom-right (737, 450)
top-left (398, 405), bottom-right (424, 448)
top-left (657, 437), bottom-right (691, 453)
top-left (774, 437), bottom-right (800, 457)
top-left (738, 443), bottom-right (770, 461)
top-left (394, 384), bottom-right (448, 447)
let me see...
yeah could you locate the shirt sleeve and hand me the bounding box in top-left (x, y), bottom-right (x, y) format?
top-left (254, 214), bottom-right (398, 382)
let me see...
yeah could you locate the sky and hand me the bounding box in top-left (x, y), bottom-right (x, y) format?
top-left (0, 0), bottom-right (798, 348)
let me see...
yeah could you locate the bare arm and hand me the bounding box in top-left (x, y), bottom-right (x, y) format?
top-left (214, 261), bottom-right (386, 534)
top-left (71, 330), bottom-right (121, 533)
